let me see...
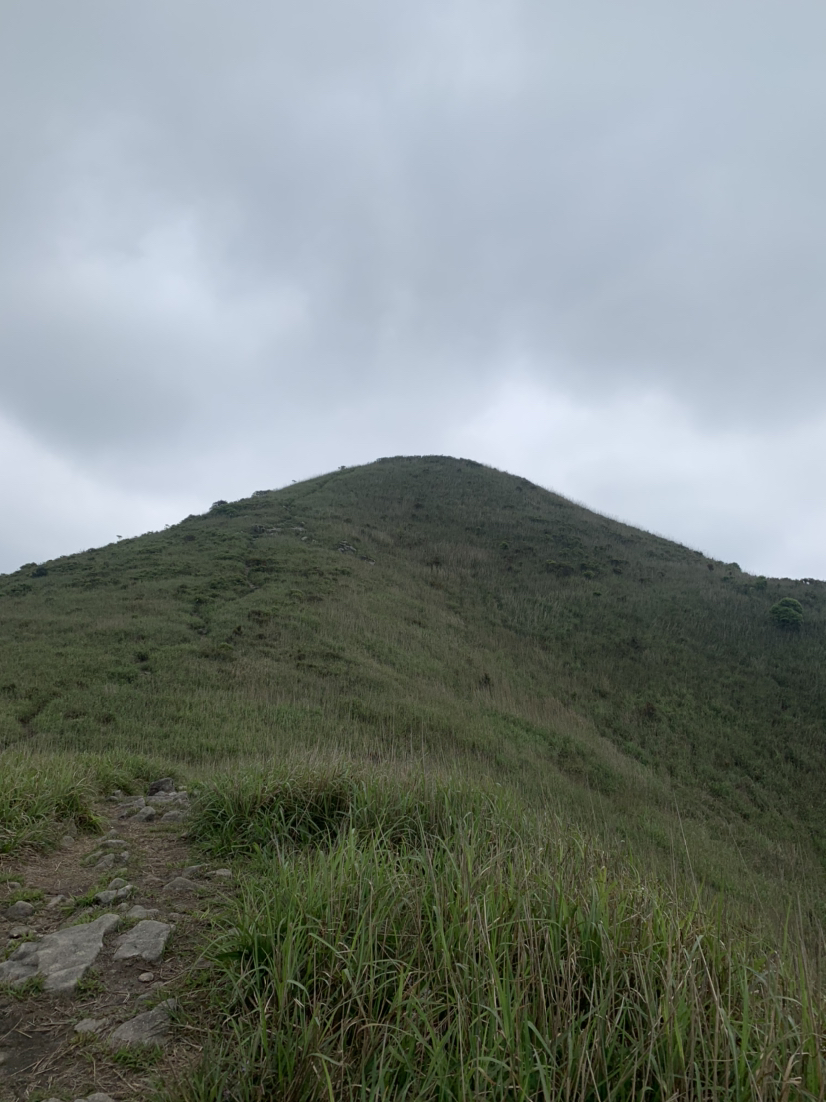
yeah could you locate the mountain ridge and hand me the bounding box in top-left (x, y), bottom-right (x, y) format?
top-left (1, 454), bottom-right (825, 913)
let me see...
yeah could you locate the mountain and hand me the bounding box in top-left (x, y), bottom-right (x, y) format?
top-left (2, 454), bottom-right (825, 907)
top-left (4, 455), bottom-right (826, 1099)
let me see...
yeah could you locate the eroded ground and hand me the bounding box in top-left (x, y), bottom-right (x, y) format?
top-left (0, 787), bottom-right (230, 1102)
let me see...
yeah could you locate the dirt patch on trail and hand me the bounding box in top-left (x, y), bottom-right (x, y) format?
top-left (0, 787), bottom-right (232, 1102)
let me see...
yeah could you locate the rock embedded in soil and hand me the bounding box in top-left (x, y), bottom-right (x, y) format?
top-left (162, 876), bottom-right (199, 895)
top-left (0, 913), bottom-right (120, 993)
top-left (6, 900), bottom-right (34, 919)
top-left (108, 998), bottom-right (178, 1048)
top-left (5, 881), bottom-right (22, 890)
top-left (9, 925), bottom-right (36, 938)
top-left (161, 810), bottom-right (187, 822)
top-left (74, 1017), bottom-right (110, 1034)
top-left (132, 806), bottom-right (156, 822)
top-left (207, 868), bottom-right (232, 879)
top-left (182, 865), bottom-right (206, 878)
top-left (94, 884), bottom-right (133, 906)
top-left (139, 971), bottom-right (155, 982)
top-left (107, 877), bottom-right (128, 889)
top-left (46, 894), bottom-right (68, 908)
top-left (114, 919), bottom-right (173, 963)
top-left (93, 853), bottom-right (117, 872)
top-left (126, 905), bottom-right (159, 920)
top-left (100, 838), bottom-right (128, 850)
top-left (148, 776), bottom-right (176, 795)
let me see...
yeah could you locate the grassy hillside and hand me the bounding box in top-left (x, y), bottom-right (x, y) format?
top-left (3, 455), bottom-right (826, 1099)
top-left (2, 455), bottom-right (825, 909)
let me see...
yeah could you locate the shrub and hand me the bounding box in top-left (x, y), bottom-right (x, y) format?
top-left (770, 597), bottom-right (804, 628)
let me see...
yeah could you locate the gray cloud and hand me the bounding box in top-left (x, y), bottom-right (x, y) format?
top-left (2, 1), bottom-right (825, 575)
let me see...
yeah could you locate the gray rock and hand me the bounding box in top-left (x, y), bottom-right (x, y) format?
top-left (132, 806), bottom-right (156, 822)
top-left (107, 877), bottom-right (128, 890)
top-left (116, 797), bottom-right (145, 819)
top-left (60, 835), bottom-right (76, 849)
top-left (79, 1094), bottom-right (118, 1102)
top-left (114, 920), bottom-right (172, 963)
top-left (46, 894), bottom-right (68, 908)
top-left (94, 853), bottom-right (116, 872)
top-left (118, 796), bottom-right (145, 809)
top-left (161, 810), bottom-right (187, 822)
top-left (139, 971), bottom-right (155, 982)
top-left (182, 865), bottom-right (206, 878)
top-left (9, 925), bottom-right (36, 938)
top-left (150, 791), bottom-right (189, 805)
top-left (162, 877), bottom-right (198, 895)
top-left (74, 1016), bottom-right (109, 1034)
top-left (207, 868), bottom-right (232, 879)
top-left (126, 904), bottom-right (159, 920)
top-left (100, 838), bottom-right (128, 849)
top-left (108, 998), bottom-right (178, 1047)
top-left (0, 913), bottom-right (120, 993)
top-left (7, 900), bottom-right (34, 919)
top-left (148, 777), bottom-right (176, 795)
top-left (94, 885), bottom-right (133, 906)
top-left (5, 881), bottom-right (22, 890)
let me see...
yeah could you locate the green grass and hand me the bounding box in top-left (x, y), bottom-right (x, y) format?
top-left (0, 751), bottom-right (178, 853)
top-left (172, 765), bottom-right (825, 1101)
top-left (3, 455), bottom-right (826, 1096)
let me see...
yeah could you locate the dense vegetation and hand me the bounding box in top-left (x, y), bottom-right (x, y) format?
top-left (2, 455), bottom-right (825, 1098)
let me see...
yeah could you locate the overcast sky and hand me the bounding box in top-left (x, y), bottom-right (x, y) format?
top-left (2, 1), bottom-right (825, 579)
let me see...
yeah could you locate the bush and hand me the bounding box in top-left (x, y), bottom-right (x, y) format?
top-left (770, 597), bottom-right (804, 628)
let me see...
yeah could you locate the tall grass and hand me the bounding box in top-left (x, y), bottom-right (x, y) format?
top-left (0, 750), bottom-right (180, 853)
top-left (175, 767), bottom-right (826, 1101)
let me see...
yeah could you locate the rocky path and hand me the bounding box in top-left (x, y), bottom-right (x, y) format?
top-left (0, 781), bottom-right (230, 1102)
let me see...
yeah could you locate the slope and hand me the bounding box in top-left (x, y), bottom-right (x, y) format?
top-left (1, 455), bottom-right (825, 912)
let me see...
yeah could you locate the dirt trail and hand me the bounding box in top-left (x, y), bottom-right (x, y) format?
top-left (0, 786), bottom-right (229, 1102)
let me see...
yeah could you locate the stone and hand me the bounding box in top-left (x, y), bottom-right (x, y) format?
top-left (138, 971), bottom-right (155, 982)
top-left (148, 777), bottom-right (176, 795)
top-left (161, 810), bottom-right (187, 822)
top-left (132, 806), bottom-right (156, 822)
top-left (208, 868), bottom-right (232, 879)
top-left (118, 796), bottom-right (145, 809)
top-left (149, 791), bottom-right (189, 805)
top-left (7, 900), bottom-right (34, 920)
top-left (74, 1017), bottom-right (109, 1034)
top-left (5, 881), bottom-right (22, 891)
top-left (162, 877), bottom-right (198, 895)
top-left (46, 894), bottom-right (68, 908)
top-left (182, 865), bottom-right (206, 878)
top-left (116, 798), bottom-right (145, 819)
top-left (126, 905), bottom-right (159, 920)
top-left (60, 835), bottom-right (76, 849)
top-left (79, 1094), bottom-right (117, 1102)
top-left (107, 877), bottom-right (128, 890)
top-left (108, 998), bottom-right (178, 1047)
top-left (94, 885), bottom-right (133, 906)
top-left (94, 853), bottom-right (116, 872)
top-left (100, 838), bottom-right (128, 849)
top-left (0, 913), bottom-right (119, 993)
top-left (9, 925), bottom-right (36, 938)
top-left (114, 920), bottom-right (172, 963)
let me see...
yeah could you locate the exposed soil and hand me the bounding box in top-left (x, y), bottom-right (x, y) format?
top-left (0, 798), bottom-right (229, 1101)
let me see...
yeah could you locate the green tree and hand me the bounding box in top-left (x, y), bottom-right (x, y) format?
top-left (770, 597), bottom-right (804, 628)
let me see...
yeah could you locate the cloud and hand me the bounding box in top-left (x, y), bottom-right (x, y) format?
top-left (1, 1), bottom-right (824, 574)
top-left (452, 375), bottom-right (826, 579)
